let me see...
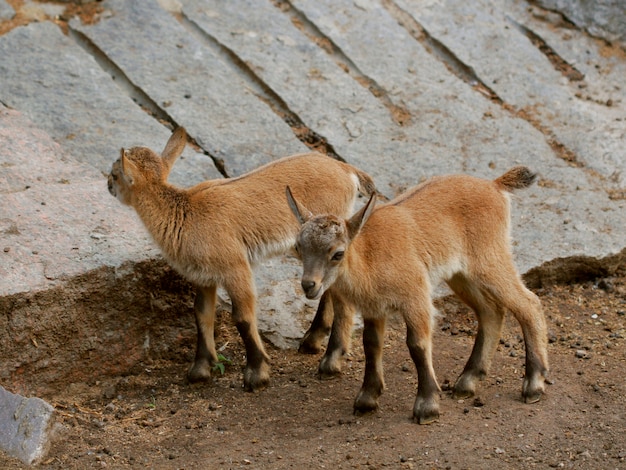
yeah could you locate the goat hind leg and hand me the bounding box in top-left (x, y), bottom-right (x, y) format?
top-left (478, 268), bottom-right (549, 403)
top-left (188, 285), bottom-right (219, 383)
top-left (506, 285), bottom-right (549, 403)
top-left (446, 275), bottom-right (504, 399)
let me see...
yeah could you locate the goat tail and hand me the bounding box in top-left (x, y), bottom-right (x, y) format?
top-left (354, 167), bottom-right (377, 197)
top-left (495, 166), bottom-right (537, 192)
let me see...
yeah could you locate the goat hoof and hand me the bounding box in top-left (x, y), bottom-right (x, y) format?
top-left (413, 397), bottom-right (439, 425)
top-left (318, 369), bottom-right (341, 380)
top-left (318, 367), bottom-right (341, 380)
top-left (318, 361), bottom-right (342, 378)
top-left (187, 359), bottom-right (213, 383)
top-left (452, 374), bottom-right (479, 399)
top-left (522, 388), bottom-right (544, 404)
top-left (243, 365), bottom-right (270, 392)
top-left (353, 399), bottom-right (379, 415)
top-left (451, 387), bottom-right (475, 400)
top-left (522, 375), bottom-right (546, 403)
top-left (298, 340), bottom-right (323, 355)
top-left (413, 410), bottom-right (439, 425)
top-left (354, 389), bottom-right (380, 414)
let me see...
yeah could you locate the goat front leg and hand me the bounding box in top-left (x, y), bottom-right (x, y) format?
top-left (354, 316), bottom-right (386, 414)
top-left (299, 291), bottom-right (334, 354)
top-left (188, 285), bottom-right (219, 383)
top-left (225, 272), bottom-right (271, 392)
top-left (318, 293), bottom-right (355, 377)
top-left (406, 310), bottom-right (440, 424)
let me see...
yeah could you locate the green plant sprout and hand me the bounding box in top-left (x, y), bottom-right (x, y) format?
top-left (146, 395), bottom-right (156, 410)
top-left (212, 353), bottom-right (232, 375)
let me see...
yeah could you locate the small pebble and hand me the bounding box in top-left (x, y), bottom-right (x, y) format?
top-left (575, 350), bottom-right (590, 359)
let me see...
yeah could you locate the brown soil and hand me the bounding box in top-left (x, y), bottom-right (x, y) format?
top-left (1, 263), bottom-right (625, 469)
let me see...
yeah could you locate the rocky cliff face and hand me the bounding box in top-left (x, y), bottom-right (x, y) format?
top-left (535, 0), bottom-right (626, 46)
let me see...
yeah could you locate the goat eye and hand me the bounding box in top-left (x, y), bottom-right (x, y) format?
top-left (331, 251), bottom-right (344, 261)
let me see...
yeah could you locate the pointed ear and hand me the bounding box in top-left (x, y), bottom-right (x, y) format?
top-left (120, 148), bottom-right (139, 186)
top-left (347, 192), bottom-right (376, 239)
top-left (286, 186), bottom-right (312, 225)
top-left (162, 127), bottom-right (187, 168)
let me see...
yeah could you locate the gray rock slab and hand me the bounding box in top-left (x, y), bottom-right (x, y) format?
top-left (291, 0), bottom-right (559, 176)
top-left (501, 0), bottom-right (626, 117)
top-left (396, 0), bottom-right (626, 188)
top-left (0, 21), bottom-right (221, 186)
top-left (72, 0), bottom-right (307, 177)
top-left (183, 0), bottom-right (440, 197)
top-left (0, 0), bottom-right (14, 20)
top-left (0, 385), bottom-right (55, 465)
top-left (0, 105), bottom-right (160, 296)
top-left (536, 0), bottom-right (626, 45)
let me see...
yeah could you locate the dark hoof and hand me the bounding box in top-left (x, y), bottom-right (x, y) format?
top-left (298, 340), bottom-right (323, 355)
top-left (318, 368), bottom-right (341, 380)
top-left (523, 390), bottom-right (543, 404)
top-left (353, 401), bottom-right (379, 415)
top-left (243, 364), bottom-right (270, 392)
top-left (522, 375), bottom-right (546, 404)
top-left (413, 397), bottom-right (439, 425)
top-left (451, 387), bottom-right (475, 400)
top-left (354, 389), bottom-right (380, 414)
top-left (317, 366), bottom-right (341, 380)
top-left (187, 360), bottom-right (213, 383)
top-left (318, 355), bottom-right (343, 378)
top-left (452, 373), bottom-right (479, 399)
top-left (413, 410), bottom-right (439, 425)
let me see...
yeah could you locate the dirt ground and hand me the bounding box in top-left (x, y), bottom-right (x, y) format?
top-left (1, 263), bottom-right (624, 469)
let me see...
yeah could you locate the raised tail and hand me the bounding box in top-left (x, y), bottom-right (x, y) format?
top-left (494, 166), bottom-right (537, 192)
top-left (354, 167), bottom-right (376, 197)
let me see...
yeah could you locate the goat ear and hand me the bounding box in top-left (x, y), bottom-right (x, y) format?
top-left (286, 186), bottom-right (312, 225)
top-left (120, 148), bottom-right (139, 186)
top-left (162, 127), bottom-right (187, 168)
top-left (347, 192), bottom-right (376, 239)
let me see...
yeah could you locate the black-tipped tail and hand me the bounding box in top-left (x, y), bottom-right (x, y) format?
top-left (355, 168), bottom-right (376, 197)
top-left (495, 166), bottom-right (537, 192)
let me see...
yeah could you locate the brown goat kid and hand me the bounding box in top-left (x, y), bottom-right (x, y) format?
top-left (107, 127), bottom-right (374, 391)
top-left (287, 167), bottom-right (549, 423)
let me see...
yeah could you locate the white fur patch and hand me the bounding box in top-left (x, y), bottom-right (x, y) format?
top-left (247, 237), bottom-right (295, 267)
top-left (428, 256), bottom-right (467, 287)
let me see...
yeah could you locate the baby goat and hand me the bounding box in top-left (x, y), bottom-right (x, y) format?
top-left (287, 167), bottom-right (549, 423)
top-left (107, 127), bottom-right (374, 391)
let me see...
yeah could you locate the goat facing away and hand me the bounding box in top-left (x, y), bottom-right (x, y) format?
top-left (286, 167), bottom-right (549, 423)
top-left (107, 127), bottom-right (375, 392)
